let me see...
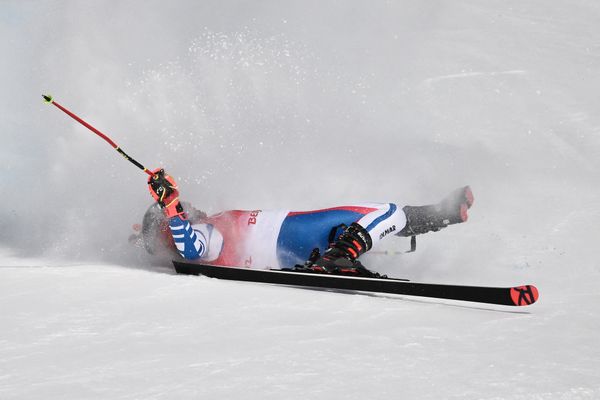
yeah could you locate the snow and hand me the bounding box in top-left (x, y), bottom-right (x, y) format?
top-left (2, 0), bottom-right (600, 399)
top-left (2, 257), bottom-right (599, 399)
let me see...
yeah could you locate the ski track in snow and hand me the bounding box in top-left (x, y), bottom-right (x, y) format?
top-left (423, 70), bottom-right (528, 86)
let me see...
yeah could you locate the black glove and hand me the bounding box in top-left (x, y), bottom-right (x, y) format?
top-left (147, 168), bottom-right (183, 217)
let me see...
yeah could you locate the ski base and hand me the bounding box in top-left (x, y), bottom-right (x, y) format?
top-left (173, 261), bottom-right (539, 307)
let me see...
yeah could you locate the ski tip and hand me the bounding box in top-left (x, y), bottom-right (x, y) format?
top-left (42, 94), bottom-right (54, 104)
top-left (510, 285), bottom-right (539, 306)
top-left (464, 185), bottom-right (474, 208)
top-left (460, 203), bottom-right (469, 222)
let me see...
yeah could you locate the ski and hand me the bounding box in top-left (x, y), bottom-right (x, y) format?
top-left (172, 261), bottom-right (539, 306)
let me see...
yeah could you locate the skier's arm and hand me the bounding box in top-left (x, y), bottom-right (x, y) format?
top-left (147, 169), bottom-right (205, 260)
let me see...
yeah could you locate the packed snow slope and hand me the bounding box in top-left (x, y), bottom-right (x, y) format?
top-left (1, 1), bottom-right (600, 399)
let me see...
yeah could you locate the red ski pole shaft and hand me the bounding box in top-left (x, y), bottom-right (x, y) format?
top-left (42, 94), bottom-right (154, 177)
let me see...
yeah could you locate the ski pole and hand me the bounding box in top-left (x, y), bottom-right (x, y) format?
top-left (42, 94), bottom-right (155, 177)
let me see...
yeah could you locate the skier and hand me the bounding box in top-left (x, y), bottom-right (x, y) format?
top-left (139, 169), bottom-right (474, 276)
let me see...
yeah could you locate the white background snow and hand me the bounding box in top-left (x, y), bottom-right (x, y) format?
top-left (1, 1), bottom-right (600, 398)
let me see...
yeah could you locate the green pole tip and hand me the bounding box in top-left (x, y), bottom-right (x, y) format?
top-left (42, 94), bottom-right (53, 104)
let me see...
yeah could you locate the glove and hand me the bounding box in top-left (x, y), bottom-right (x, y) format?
top-left (148, 168), bottom-right (184, 218)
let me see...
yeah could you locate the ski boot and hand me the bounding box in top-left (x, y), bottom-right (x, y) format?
top-left (296, 223), bottom-right (382, 277)
top-left (398, 186), bottom-right (474, 237)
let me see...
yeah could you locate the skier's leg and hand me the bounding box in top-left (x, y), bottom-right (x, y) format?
top-left (328, 186), bottom-right (474, 248)
top-left (276, 205), bottom-right (382, 267)
top-left (298, 187), bottom-right (474, 276)
top-left (354, 203), bottom-right (407, 247)
top-left (297, 203), bottom-right (405, 276)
